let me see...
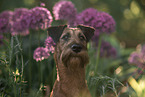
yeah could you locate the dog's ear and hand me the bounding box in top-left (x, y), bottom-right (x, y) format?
top-left (77, 25), bottom-right (95, 42)
top-left (47, 25), bottom-right (67, 43)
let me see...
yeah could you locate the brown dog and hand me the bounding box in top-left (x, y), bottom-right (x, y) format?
top-left (47, 25), bottom-right (95, 97)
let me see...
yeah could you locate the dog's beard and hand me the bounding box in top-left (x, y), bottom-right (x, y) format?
top-left (67, 57), bottom-right (84, 71)
top-left (60, 49), bottom-right (89, 70)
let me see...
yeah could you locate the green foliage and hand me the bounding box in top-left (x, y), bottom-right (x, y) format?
top-left (90, 75), bottom-right (124, 97)
top-left (0, 0), bottom-right (145, 97)
top-left (0, 36), bottom-right (26, 97)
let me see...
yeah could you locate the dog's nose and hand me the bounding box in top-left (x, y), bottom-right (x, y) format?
top-left (71, 44), bottom-right (82, 53)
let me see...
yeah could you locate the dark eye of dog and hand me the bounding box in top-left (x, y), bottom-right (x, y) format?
top-left (61, 33), bottom-right (70, 41)
top-left (79, 34), bottom-right (86, 41)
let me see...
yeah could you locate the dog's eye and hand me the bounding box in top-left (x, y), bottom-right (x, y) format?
top-left (62, 34), bottom-right (70, 41)
top-left (79, 35), bottom-right (85, 41)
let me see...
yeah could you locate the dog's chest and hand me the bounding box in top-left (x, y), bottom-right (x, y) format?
top-left (60, 77), bottom-right (87, 96)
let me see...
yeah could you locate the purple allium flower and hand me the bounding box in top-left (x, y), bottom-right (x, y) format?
top-left (95, 12), bottom-right (116, 34)
top-left (74, 8), bottom-right (98, 26)
top-left (128, 44), bottom-right (145, 65)
top-left (33, 47), bottom-right (50, 62)
top-left (30, 7), bottom-right (53, 30)
top-left (0, 10), bottom-right (13, 19)
top-left (12, 8), bottom-right (31, 36)
top-left (53, 1), bottom-right (77, 21)
top-left (0, 11), bottom-right (13, 33)
top-left (40, 2), bottom-right (45, 7)
top-left (98, 41), bottom-right (117, 58)
top-left (128, 44), bottom-right (145, 76)
top-left (13, 8), bottom-right (29, 21)
top-left (11, 20), bottom-right (30, 36)
top-left (141, 45), bottom-right (145, 54)
top-left (44, 36), bottom-right (56, 53)
top-left (128, 52), bottom-right (142, 65)
top-left (72, 8), bottom-right (115, 41)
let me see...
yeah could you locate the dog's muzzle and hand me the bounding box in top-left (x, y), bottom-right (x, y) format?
top-left (71, 44), bottom-right (82, 53)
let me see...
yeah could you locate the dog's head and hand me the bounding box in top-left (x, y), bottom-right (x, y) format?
top-left (48, 25), bottom-right (95, 70)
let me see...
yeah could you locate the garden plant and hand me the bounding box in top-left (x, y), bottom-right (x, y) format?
top-left (0, 0), bottom-right (145, 97)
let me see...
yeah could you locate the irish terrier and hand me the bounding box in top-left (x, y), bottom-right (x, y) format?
top-left (47, 25), bottom-right (95, 97)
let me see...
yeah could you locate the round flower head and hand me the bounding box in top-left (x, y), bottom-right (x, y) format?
top-left (128, 52), bottom-right (142, 65)
top-left (75, 8), bottom-right (99, 40)
top-left (0, 10), bottom-right (13, 18)
top-left (128, 44), bottom-right (145, 76)
top-left (0, 11), bottom-right (13, 33)
top-left (30, 7), bottom-right (53, 30)
top-left (76, 10), bottom-right (115, 34)
top-left (128, 44), bottom-right (145, 65)
top-left (73, 9), bottom-right (116, 42)
top-left (75, 8), bottom-right (98, 26)
top-left (44, 36), bottom-right (56, 53)
top-left (53, 1), bottom-right (77, 21)
top-left (12, 8), bottom-right (31, 36)
top-left (98, 41), bottom-right (117, 58)
top-left (40, 2), bottom-right (45, 7)
top-left (95, 12), bottom-right (116, 34)
top-left (13, 8), bottom-right (29, 21)
top-left (12, 20), bottom-right (30, 36)
top-left (141, 44), bottom-right (145, 54)
top-left (91, 11), bottom-right (115, 43)
top-left (33, 47), bottom-right (50, 61)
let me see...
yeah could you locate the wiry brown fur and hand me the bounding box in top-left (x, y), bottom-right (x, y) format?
top-left (49, 26), bottom-right (94, 97)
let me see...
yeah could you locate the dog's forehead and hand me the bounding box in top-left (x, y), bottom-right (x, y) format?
top-left (63, 27), bottom-right (82, 34)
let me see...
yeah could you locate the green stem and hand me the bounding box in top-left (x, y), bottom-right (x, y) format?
top-left (7, 36), bottom-right (13, 89)
top-left (14, 84), bottom-right (17, 97)
top-left (29, 32), bottom-right (32, 88)
top-left (38, 62), bottom-right (40, 85)
top-left (21, 55), bottom-right (24, 83)
top-left (20, 54), bottom-right (24, 97)
top-left (9, 36), bottom-right (17, 97)
top-left (53, 64), bottom-right (56, 84)
top-left (95, 35), bottom-right (102, 73)
top-left (38, 29), bottom-right (43, 84)
top-left (38, 62), bottom-right (42, 85)
top-left (9, 36), bottom-right (14, 66)
top-left (93, 35), bottom-right (102, 97)
top-left (38, 29), bottom-right (40, 46)
top-left (15, 35), bottom-right (24, 97)
top-left (40, 61), bottom-right (43, 83)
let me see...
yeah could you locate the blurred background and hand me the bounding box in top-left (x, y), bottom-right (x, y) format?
top-left (0, 0), bottom-right (145, 97)
top-left (0, 0), bottom-right (145, 48)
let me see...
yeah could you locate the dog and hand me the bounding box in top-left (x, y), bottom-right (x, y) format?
top-left (47, 25), bottom-right (95, 97)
